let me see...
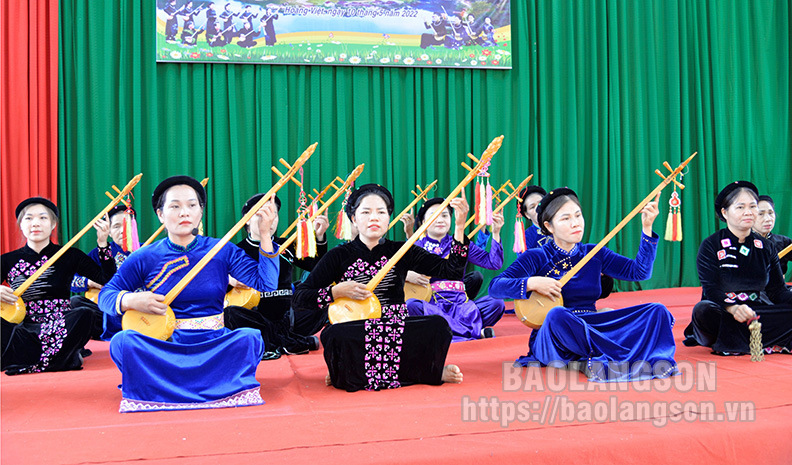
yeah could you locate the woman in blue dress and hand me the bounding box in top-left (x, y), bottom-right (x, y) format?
top-left (489, 188), bottom-right (677, 382)
top-left (406, 197), bottom-right (505, 341)
top-left (98, 176), bottom-right (279, 412)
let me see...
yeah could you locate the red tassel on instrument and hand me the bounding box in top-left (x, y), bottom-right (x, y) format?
top-left (296, 219), bottom-right (309, 258)
top-left (334, 210), bottom-right (344, 239)
top-left (121, 205), bottom-right (140, 252)
top-left (664, 190), bottom-right (682, 242)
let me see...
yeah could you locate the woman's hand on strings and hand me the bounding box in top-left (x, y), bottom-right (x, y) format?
top-left (640, 192), bottom-right (662, 236)
top-left (122, 291), bottom-right (168, 315)
top-left (527, 276), bottom-right (563, 300)
top-left (400, 210), bottom-right (415, 237)
top-left (406, 271), bottom-right (430, 286)
top-left (256, 203), bottom-right (278, 254)
top-left (451, 192), bottom-right (469, 241)
top-left (228, 276), bottom-right (250, 290)
top-left (491, 210), bottom-right (504, 240)
top-left (255, 203), bottom-right (278, 234)
top-left (1, 285), bottom-right (19, 304)
top-left (94, 214), bottom-right (110, 248)
top-left (313, 214), bottom-right (330, 241)
top-left (332, 281), bottom-right (372, 301)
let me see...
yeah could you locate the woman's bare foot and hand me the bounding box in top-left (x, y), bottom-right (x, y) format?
top-left (325, 373), bottom-right (332, 386)
top-left (442, 364), bottom-right (463, 384)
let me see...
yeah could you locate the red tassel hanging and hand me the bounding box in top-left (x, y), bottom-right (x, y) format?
top-left (295, 167), bottom-right (317, 258)
top-left (334, 186), bottom-right (353, 241)
top-left (513, 214), bottom-right (527, 253)
top-left (120, 199), bottom-right (140, 252)
top-left (334, 210), bottom-right (345, 239)
top-left (664, 188), bottom-right (682, 242)
top-left (297, 218), bottom-right (311, 258)
top-left (474, 157), bottom-right (492, 226)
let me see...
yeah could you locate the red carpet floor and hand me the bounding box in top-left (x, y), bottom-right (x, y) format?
top-left (2, 287), bottom-right (791, 464)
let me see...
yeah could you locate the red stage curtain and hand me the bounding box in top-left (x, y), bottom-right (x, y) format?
top-left (0, 0), bottom-right (59, 253)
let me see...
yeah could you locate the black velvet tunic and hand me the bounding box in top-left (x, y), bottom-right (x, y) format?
top-left (688, 228), bottom-right (792, 353)
top-left (293, 236), bottom-right (468, 391)
top-left (2, 243), bottom-right (115, 374)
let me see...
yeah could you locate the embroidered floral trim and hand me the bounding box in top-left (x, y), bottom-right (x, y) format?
top-left (71, 275), bottom-right (88, 291)
top-left (7, 256), bottom-right (48, 284)
top-left (363, 304), bottom-right (407, 391)
top-left (450, 240), bottom-right (467, 258)
top-left (97, 245), bottom-right (113, 261)
top-left (431, 280), bottom-right (465, 293)
top-left (119, 387), bottom-right (264, 413)
top-left (15, 299), bottom-right (71, 373)
top-left (317, 286), bottom-right (334, 307)
top-left (725, 291), bottom-right (759, 302)
top-left (175, 313), bottom-right (224, 330)
top-left (343, 257), bottom-right (388, 280)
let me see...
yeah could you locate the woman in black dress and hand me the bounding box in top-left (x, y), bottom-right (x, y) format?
top-left (1, 198), bottom-right (116, 374)
top-left (683, 181), bottom-right (792, 354)
top-left (293, 184), bottom-right (467, 391)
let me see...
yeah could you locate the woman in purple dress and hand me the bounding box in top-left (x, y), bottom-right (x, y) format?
top-left (405, 197), bottom-right (505, 341)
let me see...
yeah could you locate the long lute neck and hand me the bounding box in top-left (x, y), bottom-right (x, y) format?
top-left (364, 135), bottom-right (503, 291)
top-left (779, 243), bottom-right (792, 260)
top-left (162, 145), bottom-right (316, 306)
top-left (13, 174), bottom-right (143, 297)
top-left (557, 152), bottom-right (697, 288)
top-left (277, 164), bottom-right (365, 254)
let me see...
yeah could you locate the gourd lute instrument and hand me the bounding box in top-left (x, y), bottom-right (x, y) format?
top-left (1, 174), bottom-right (143, 323)
top-left (122, 145), bottom-right (316, 339)
top-left (514, 152), bottom-right (697, 329)
top-left (328, 135), bottom-right (504, 324)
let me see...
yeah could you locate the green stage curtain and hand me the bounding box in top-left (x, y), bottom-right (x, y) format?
top-left (58, 0), bottom-right (790, 290)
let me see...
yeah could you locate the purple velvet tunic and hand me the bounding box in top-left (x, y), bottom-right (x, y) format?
top-left (407, 234), bottom-right (505, 341)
